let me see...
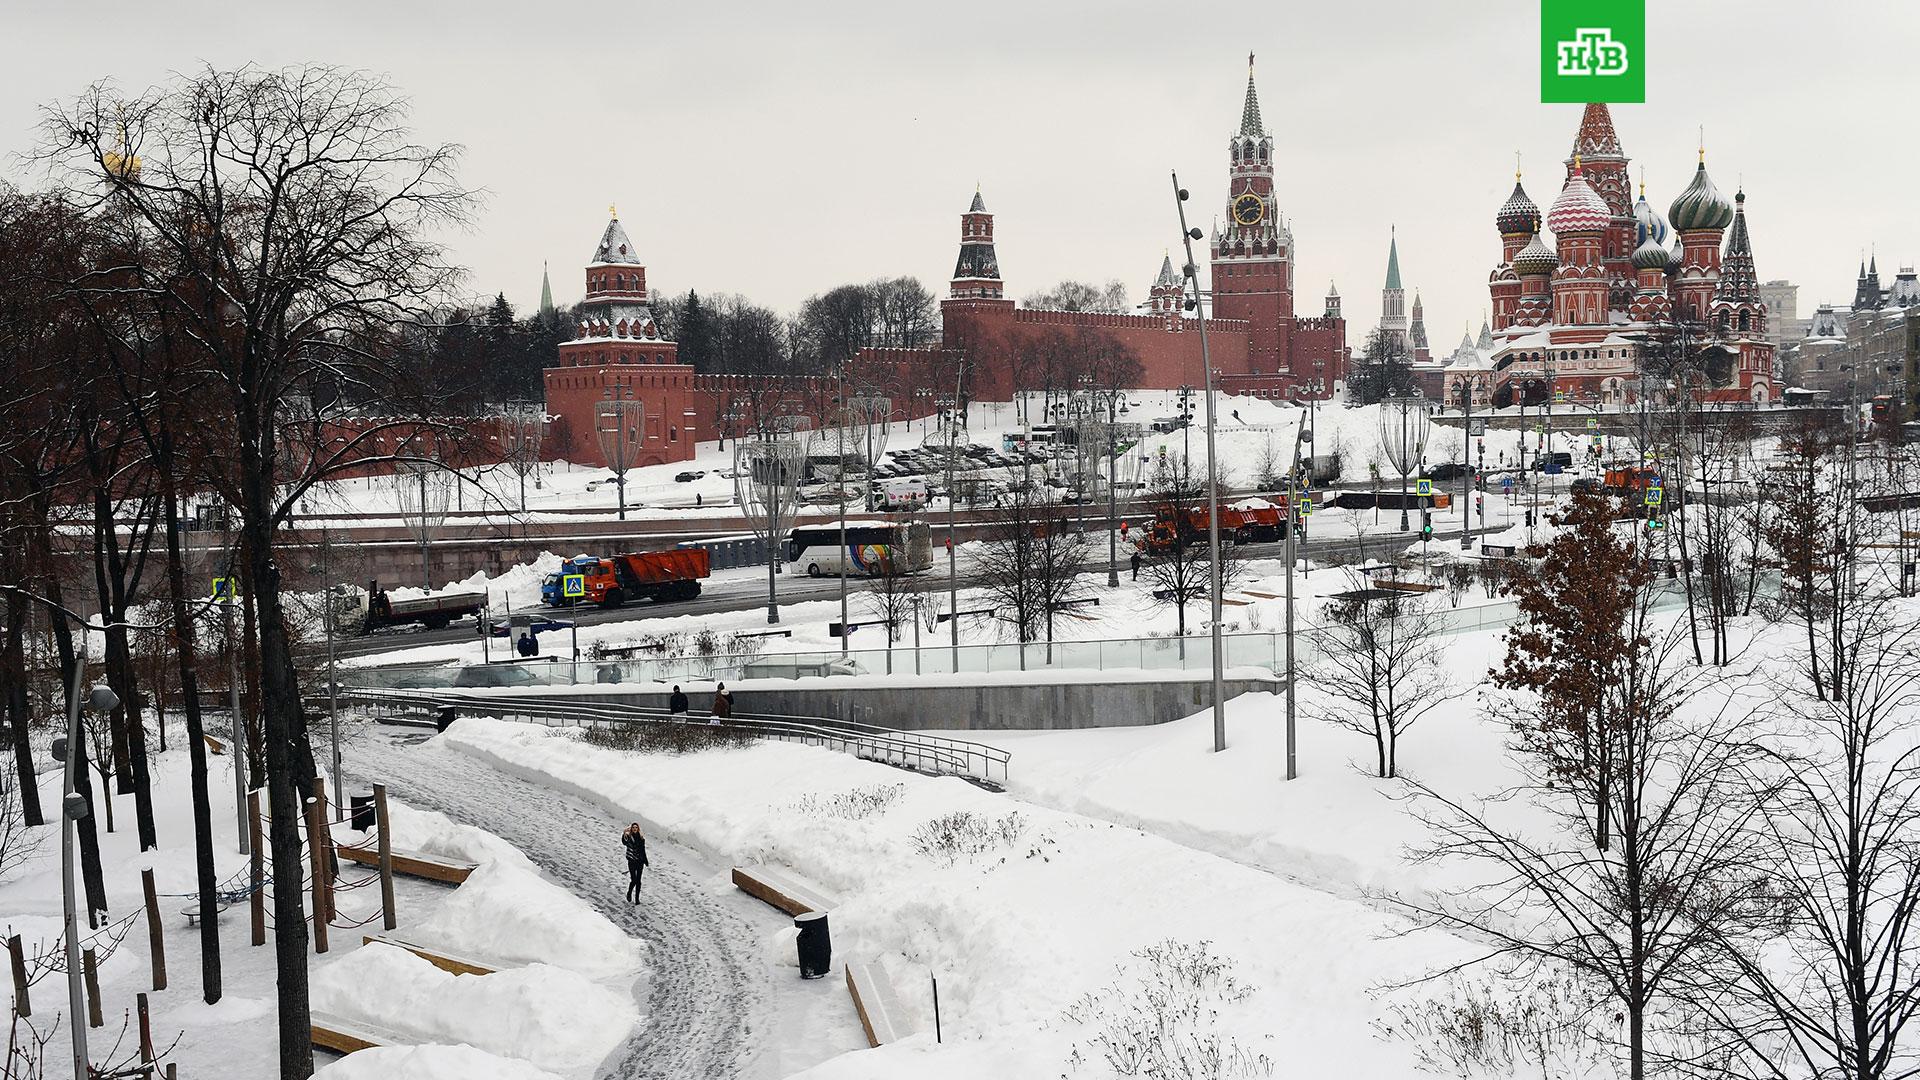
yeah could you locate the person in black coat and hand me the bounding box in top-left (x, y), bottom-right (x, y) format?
top-left (622, 823), bottom-right (649, 903)
top-left (668, 685), bottom-right (689, 715)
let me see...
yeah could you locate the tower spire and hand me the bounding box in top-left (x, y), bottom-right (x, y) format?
top-left (1239, 54), bottom-right (1265, 137)
top-left (539, 261), bottom-right (554, 317)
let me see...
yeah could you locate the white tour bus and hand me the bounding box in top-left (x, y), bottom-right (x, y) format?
top-left (786, 520), bottom-right (933, 577)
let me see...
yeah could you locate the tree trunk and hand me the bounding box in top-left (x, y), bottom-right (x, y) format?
top-left (239, 455), bottom-right (315, 1077)
top-left (160, 469), bottom-right (223, 1003)
top-left (2, 588), bottom-right (43, 827)
top-left (90, 495), bottom-right (134, 794)
top-left (42, 572), bottom-right (108, 920)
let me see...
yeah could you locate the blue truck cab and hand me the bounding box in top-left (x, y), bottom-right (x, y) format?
top-left (540, 554), bottom-right (603, 607)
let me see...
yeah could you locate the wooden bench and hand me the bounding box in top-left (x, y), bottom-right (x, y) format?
top-left (730, 865), bottom-right (837, 916)
top-left (360, 934), bottom-right (496, 977)
top-left (336, 845), bottom-right (476, 885)
top-left (311, 1013), bottom-right (411, 1056)
top-left (844, 961), bottom-right (910, 1047)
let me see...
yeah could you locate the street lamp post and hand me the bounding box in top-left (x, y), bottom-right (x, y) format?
top-left (58, 656), bottom-right (116, 1080)
top-left (1171, 173), bottom-right (1229, 754)
top-left (1457, 375), bottom-right (1478, 550)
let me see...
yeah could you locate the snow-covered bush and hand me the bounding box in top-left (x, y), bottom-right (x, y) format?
top-left (1373, 972), bottom-right (1610, 1079)
top-left (1063, 939), bottom-right (1273, 1079)
top-left (791, 783), bottom-right (906, 821)
top-left (908, 809), bottom-right (1027, 866)
top-left (576, 721), bottom-right (749, 755)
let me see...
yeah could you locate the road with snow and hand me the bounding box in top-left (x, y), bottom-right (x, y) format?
top-left (343, 729), bottom-right (779, 1079)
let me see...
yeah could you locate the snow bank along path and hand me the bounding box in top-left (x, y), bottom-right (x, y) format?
top-left (441, 718), bottom-right (1481, 1077)
top-left (343, 730), bottom-right (773, 1080)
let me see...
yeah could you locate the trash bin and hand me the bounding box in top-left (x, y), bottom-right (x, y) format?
top-left (436, 705), bottom-right (456, 733)
top-left (350, 792), bottom-right (376, 833)
top-left (795, 911), bottom-right (831, 979)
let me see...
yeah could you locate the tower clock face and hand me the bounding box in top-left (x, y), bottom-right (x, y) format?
top-left (1231, 192), bottom-right (1264, 226)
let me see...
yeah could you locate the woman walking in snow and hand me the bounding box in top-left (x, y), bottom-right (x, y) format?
top-left (623, 823), bottom-right (649, 903)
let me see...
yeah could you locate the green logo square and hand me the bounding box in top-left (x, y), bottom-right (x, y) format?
top-left (1541, 0), bottom-right (1645, 103)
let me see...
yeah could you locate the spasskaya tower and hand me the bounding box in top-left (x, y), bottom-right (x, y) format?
top-left (1209, 54), bottom-right (1295, 382)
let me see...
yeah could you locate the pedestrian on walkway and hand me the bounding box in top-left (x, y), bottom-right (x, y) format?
top-left (516, 631), bottom-right (535, 658)
top-left (622, 823), bottom-right (648, 903)
top-left (668, 685), bottom-right (689, 716)
top-left (710, 683), bottom-right (733, 724)
top-left (1130, 550), bottom-right (1142, 580)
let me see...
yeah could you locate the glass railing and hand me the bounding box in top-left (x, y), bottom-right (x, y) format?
top-left (343, 584), bottom-right (1697, 691)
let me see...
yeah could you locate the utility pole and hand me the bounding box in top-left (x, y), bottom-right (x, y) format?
top-left (1283, 413), bottom-right (1306, 780)
top-left (1459, 375), bottom-right (1476, 550)
top-left (1172, 172), bottom-right (1229, 754)
top-left (1105, 391), bottom-right (1121, 588)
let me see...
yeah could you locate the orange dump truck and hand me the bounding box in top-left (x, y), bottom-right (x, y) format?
top-left (545, 549), bottom-right (710, 608)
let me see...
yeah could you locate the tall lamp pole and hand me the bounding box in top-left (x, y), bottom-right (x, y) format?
top-left (1172, 172), bottom-right (1229, 754)
top-left (1459, 375), bottom-right (1477, 550)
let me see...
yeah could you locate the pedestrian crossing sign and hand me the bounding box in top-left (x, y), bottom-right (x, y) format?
top-left (1645, 487), bottom-right (1663, 506)
top-left (210, 576), bottom-right (234, 601)
top-left (1586, 417), bottom-right (1598, 429)
top-left (1415, 478), bottom-right (1433, 497)
top-left (562, 573), bottom-right (586, 598)
top-left (1300, 498), bottom-right (1314, 516)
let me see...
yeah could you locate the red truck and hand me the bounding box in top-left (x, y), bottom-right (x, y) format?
top-left (1142, 498), bottom-right (1289, 553)
top-left (543, 549), bottom-right (710, 608)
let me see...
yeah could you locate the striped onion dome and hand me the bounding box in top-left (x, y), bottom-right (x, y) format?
top-left (1495, 179), bottom-right (1541, 236)
top-left (1668, 159), bottom-right (1735, 231)
top-left (1512, 231), bottom-right (1560, 276)
top-left (1665, 238), bottom-right (1683, 275)
top-left (1632, 190), bottom-right (1669, 248)
top-left (1632, 190), bottom-right (1672, 270)
top-left (1546, 163), bottom-right (1611, 235)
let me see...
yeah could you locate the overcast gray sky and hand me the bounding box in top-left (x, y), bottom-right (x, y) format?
top-left (5, 1), bottom-right (1915, 344)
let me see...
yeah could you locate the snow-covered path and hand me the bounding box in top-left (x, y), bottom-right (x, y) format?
top-left (342, 730), bottom-right (775, 1080)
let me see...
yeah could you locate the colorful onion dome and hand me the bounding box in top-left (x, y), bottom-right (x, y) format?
top-left (1668, 158), bottom-right (1735, 231)
top-left (1632, 189), bottom-right (1669, 249)
top-left (1495, 178), bottom-right (1541, 236)
top-left (1632, 233), bottom-right (1671, 271)
top-left (1512, 232), bottom-right (1559, 276)
top-left (1546, 159), bottom-right (1611, 235)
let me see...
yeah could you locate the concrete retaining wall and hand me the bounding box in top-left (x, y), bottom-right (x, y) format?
top-left (480, 673), bottom-right (1276, 732)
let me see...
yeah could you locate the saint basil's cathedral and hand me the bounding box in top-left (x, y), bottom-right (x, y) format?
top-left (541, 60), bottom-right (1347, 469)
top-left (1450, 103), bottom-right (1775, 410)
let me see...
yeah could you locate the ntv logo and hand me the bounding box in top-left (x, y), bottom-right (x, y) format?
top-left (1540, 0), bottom-right (1644, 103)
top-left (1556, 28), bottom-right (1629, 77)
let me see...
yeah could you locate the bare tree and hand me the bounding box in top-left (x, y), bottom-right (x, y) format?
top-left (972, 477), bottom-right (1091, 653)
top-left (1763, 412), bottom-right (1849, 699)
top-left (1306, 569), bottom-right (1460, 778)
top-left (1694, 590), bottom-right (1920, 1080)
top-left (1138, 456), bottom-right (1243, 648)
top-left (44, 64), bottom-right (475, 1076)
top-left (862, 543), bottom-right (919, 674)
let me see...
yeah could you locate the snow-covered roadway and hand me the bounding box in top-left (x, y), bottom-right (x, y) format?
top-left (343, 729), bottom-right (776, 1080)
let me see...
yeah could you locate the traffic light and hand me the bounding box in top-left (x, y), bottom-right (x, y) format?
top-left (1420, 510), bottom-right (1433, 539)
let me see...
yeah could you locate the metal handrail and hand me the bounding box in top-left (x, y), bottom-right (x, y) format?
top-left (339, 687), bottom-right (1011, 786)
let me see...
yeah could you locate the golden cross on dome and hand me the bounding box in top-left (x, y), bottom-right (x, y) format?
top-left (1514, 151), bottom-right (1522, 181)
top-left (609, 203), bottom-right (618, 218)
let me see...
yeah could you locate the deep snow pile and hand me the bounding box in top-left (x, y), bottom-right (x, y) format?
top-left (410, 860), bottom-right (646, 980)
top-left (440, 717), bottom-right (1479, 1077)
top-left (313, 1043), bottom-right (564, 1080)
top-left (309, 944), bottom-right (637, 1073)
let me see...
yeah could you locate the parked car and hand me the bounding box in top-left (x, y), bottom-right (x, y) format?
top-left (1427, 462), bottom-right (1473, 482)
top-left (1532, 452), bottom-right (1574, 472)
top-left (674, 470), bottom-right (707, 482)
top-left (452, 664), bottom-right (548, 689)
